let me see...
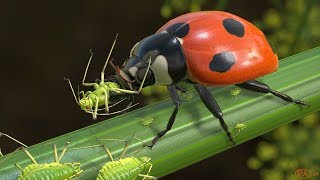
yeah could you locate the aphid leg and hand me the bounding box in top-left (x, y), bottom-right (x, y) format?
top-left (79, 90), bottom-right (84, 98)
top-left (99, 95), bottom-right (135, 115)
top-left (57, 142), bottom-right (70, 163)
top-left (68, 163), bottom-right (83, 179)
top-left (82, 49), bottom-right (98, 87)
top-left (99, 138), bottom-right (128, 159)
top-left (21, 147), bottom-right (38, 164)
top-left (0, 132), bottom-right (28, 148)
top-left (53, 144), bottom-right (58, 163)
top-left (68, 144), bottom-right (115, 162)
top-left (132, 134), bottom-right (149, 155)
top-left (14, 164), bottom-right (24, 172)
top-left (118, 95), bottom-right (135, 115)
top-left (138, 174), bottom-right (157, 180)
top-left (91, 96), bottom-right (99, 119)
top-left (77, 85), bottom-right (80, 101)
top-left (102, 145), bottom-right (114, 161)
top-left (96, 98), bottom-right (125, 112)
top-left (68, 166), bottom-right (83, 178)
top-left (193, 84), bottom-right (235, 145)
top-left (236, 80), bottom-right (309, 107)
top-left (64, 78), bottom-right (79, 104)
top-left (143, 159), bottom-right (152, 179)
top-left (138, 164), bottom-right (156, 180)
top-left (85, 91), bottom-right (94, 96)
top-left (0, 147), bottom-right (23, 165)
top-left (149, 85), bottom-right (180, 148)
top-left (100, 34), bottom-right (118, 83)
top-left (97, 103), bottom-right (139, 116)
top-left (102, 89), bottom-right (110, 113)
top-left (108, 98), bottom-right (126, 108)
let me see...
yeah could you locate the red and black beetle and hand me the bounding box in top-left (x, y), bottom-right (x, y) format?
top-left (69, 11), bottom-right (308, 147)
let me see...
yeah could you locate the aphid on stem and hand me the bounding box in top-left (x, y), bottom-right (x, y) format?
top-left (137, 116), bottom-right (154, 127)
top-left (65, 34), bottom-right (151, 119)
top-left (230, 87), bottom-right (242, 102)
top-left (71, 137), bottom-right (156, 180)
top-left (233, 123), bottom-right (246, 137)
top-left (15, 142), bottom-right (82, 179)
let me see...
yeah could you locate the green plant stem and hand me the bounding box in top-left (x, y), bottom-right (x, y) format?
top-left (1, 47), bottom-right (320, 179)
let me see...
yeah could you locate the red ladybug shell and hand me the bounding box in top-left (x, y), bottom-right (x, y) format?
top-left (157, 11), bottom-right (278, 86)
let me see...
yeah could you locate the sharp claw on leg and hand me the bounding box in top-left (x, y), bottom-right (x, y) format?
top-left (294, 99), bottom-right (310, 108)
top-left (147, 137), bottom-right (159, 149)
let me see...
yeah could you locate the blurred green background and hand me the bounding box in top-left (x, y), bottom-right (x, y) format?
top-left (0, 0), bottom-right (319, 179)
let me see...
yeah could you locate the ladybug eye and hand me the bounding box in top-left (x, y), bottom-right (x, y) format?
top-left (130, 42), bottom-right (140, 57)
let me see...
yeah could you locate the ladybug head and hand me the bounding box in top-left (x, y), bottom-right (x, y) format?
top-left (124, 55), bottom-right (156, 89)
top-left (119, 32), bottom-right (187, 88)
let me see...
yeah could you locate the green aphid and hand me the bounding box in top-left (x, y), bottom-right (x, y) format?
top-left (233, 123), bottom-right (246, 137)
top-left (176, 86), bottom-right (194, 101)
top-left (65, 34), bottom-right (150, 119)
top-left (230, 87), bottom-right (242, 96)
top-left (94, 139), bottom-right (156, 180)
top-left (230, 87), bottom-right (242, 102)
top-left (137, 117), bottom-right (154, 127)
top-left (180, 90), bottom-right (194, 101)
top-left (16, 142), bottom-right (82, 180)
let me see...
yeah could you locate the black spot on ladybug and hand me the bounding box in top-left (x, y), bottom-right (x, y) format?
top-left (264, 34), bottom-right (277, 54)
top-left (166, 22), bottom-right (190, 38)
top-left (209, 52), bottom-right (236, 72)
top-left (223, 18), bottom-right (244, 37)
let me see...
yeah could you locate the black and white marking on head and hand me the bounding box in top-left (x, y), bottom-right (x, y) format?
top-left (209, 52), bottom-right (236, 72)
top-left (166, 22), bottom-right (190, 38)
top-left (264, 34), bottom-right (277, 54)
top-left (151, 55), bottom-right (173, 85)
top-left (223, 18), bottom-right (244, 37)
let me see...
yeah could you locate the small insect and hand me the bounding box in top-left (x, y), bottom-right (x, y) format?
top-left (233, 123), bottom-right (246, 137)
top-left (65, 34), bottom-right (145, 119)
top-left (230, 87), bottom-right (242, 102)
top-left (180, 90), bottom-right (194, 101)
top-left (230, 87), bottom-right (242, 96)
top-left (176, 86), bottom-right (194, 101)
top-left (137, 116), bottom-right (154, 127)
top-left (15, 142), bottom-right (83, 179)
top-left (75, 138), bottom-right (156, 180)
top-left (68, 11), bottom-right (308, 148)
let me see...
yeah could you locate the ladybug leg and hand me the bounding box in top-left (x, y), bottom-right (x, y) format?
top-left (148, 85), bottom-right (180, 148)
top-left (236, 80), bottom-right (309, 106)
top-left (193, 84), bottom-right (235, 145)
top-left (175, 85), bottom-right (188, 93)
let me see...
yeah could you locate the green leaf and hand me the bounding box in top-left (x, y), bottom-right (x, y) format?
top-left (1, 47), bottom-right (320, 179)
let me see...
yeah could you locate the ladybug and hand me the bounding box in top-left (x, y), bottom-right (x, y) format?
top-left (79, 11), bottom-right (308, 147)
